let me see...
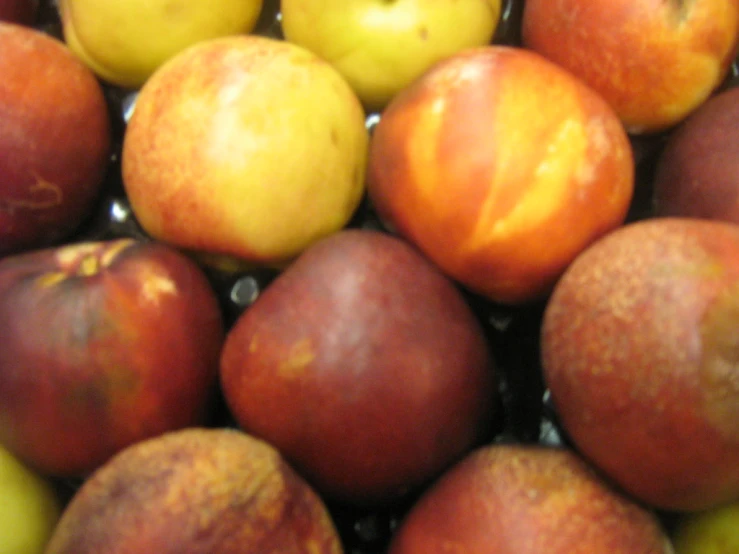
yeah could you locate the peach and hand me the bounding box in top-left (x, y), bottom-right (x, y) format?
top-left (220, 229), bottom-right (497, 505)
top-left (388, 444), bottom-right (672, 554)
top-left (45, 427), bottom-right (343, 554)
top-left (0, 239), bottom-right (224, 477)
top-left (367, 45), bottom-right (634, 305)
top-left (0, 22), bottom-right (111, 256)
top-left (541, 217), bottom-right (739, 511)
top-left (122, 34), bottom-right (368, 269)
top-left (522, 0), bottom-right (739, 134)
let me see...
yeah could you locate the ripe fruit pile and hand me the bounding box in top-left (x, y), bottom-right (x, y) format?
top-left (1, 0), bottom-right (738, 552)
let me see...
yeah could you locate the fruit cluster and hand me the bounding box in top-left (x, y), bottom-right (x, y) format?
top-left (1, 0), bottom-right (739, 553)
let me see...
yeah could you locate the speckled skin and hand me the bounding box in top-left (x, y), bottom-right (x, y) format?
top-left (387, 444), bottom-right (672, 554)
top-left (542, 218), bottom-right (739, 511)
top-left (522, 0), bottom-right (739, 133)
top-left (121, 34), bottom-right (368, 267)
top-left (0, 22), bottom-right (111, 256)
top-left (44, 428), bottom-right (343, 554)
top-left (220, 229), bottom-right (497, 506)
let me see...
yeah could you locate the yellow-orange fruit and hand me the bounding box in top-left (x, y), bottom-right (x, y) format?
top-left (367, 45), bottom-right (634, 304)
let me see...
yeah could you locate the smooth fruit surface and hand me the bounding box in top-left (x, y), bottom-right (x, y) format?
top-left (0, 239), bottom-right (224, 477)
top-left (58, 0), bottom-right (264, 88)
top-left (653, 86), bottom-right (739, 222)
top-left (220, 229), bottom-right (496, 505)
top-left (388, 444), bottom-right (672, 554)
top-left (0, 444), bottom-right (61, 554)
top-left (542, 217), bottom-right (739, 511)
top-left (44, 427), bottom-right (343, 554)
top-left (122, 35), bottom-right (368, 268)
top-left (281, 0), bottom-right (501, 110)
top-left (522, 0), bottom-right (739, 133)
top-left (368, 45), bottom-right (634, 304)
top-left (0, 22), bottom-right (110, 256)
top-left (0, 0), bottom-right (37, 25)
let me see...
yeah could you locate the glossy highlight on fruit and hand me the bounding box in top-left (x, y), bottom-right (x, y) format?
top-left (368, 45), bottom-right (634, 304)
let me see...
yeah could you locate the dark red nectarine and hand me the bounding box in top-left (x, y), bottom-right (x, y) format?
top-left (0, 22), bottom-right (111, 256)
top-left (653, 86), bottom-right (739, 222)
top-left (220, 229), bottom-right (497, 505)
top-left (0, 239), bottom-right (224, 477)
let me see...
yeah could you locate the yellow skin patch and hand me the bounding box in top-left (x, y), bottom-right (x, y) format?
top-left (277, 338), bottom-right (316, 379)
top-left (59, 0), bottom-right (264, 88)
top-left (281, 0), bottom-right (501, 109)
top-left (122, 36), bottom-right (368, 265)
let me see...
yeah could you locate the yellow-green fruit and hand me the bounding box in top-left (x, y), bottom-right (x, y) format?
top-left (281, 0), bottom-right (501, 110)
top-left (122, 35), bottom-right (368, 267)
top-left (0, 445), bottom-right (61, 554)
top-left (58, 0), bottom-right (264, 88)
top-left (672, 501), bottom-right (739, 554)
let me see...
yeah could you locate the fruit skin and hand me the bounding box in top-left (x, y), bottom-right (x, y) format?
top-left (280, 0), bottom-right (501, 111)
top-left (367, 45), bottom-right (634, 305)
top-left (541, 217), bottom-right (739, 512)
top-left (0, 444), bottom-right (61, 554)
top-left (388, 444), bottom-right (672, 554)
top-left (671, 499), bottom-right (739, 554)
top-left (653, 86), bottom-right (739, 222)
top-left (0, 0), bottom-right (37, 25)
top-left (44, 427), bottom-right (343, 554)
top-left (122, 35), bottom-right (368, 268)
top-left (0, 22), bottom-right (111, 257)
top-left (58, 0), bottom-right (264, 89)
top-left (0, 238), bottom-right (224, 477)
top-left (522, 0), bottom-right (739, 134)
top-left (220, 229), bottom-right (496, 506)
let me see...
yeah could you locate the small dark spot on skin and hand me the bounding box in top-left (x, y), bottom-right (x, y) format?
top-left (419, 26), bottom-right (429, 41)
top-left (330, 128), bottom-right (339, 146)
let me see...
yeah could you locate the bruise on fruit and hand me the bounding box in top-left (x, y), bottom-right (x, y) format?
top-left (0, 174), bottom-right (62, 213)
top-left (278, 338), bottom-right (316, 379)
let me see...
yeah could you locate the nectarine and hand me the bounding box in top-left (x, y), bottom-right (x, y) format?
top-left (367, 45), bottom-right (634, 304)
top-left (0, 239), bottom-right (224, 477)
top-left (0, 22), bottom-right (111, 256)
top-left (542, 217), bottom-right (739, 511)
top-left (220, 229), bottom-right (497, 505)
